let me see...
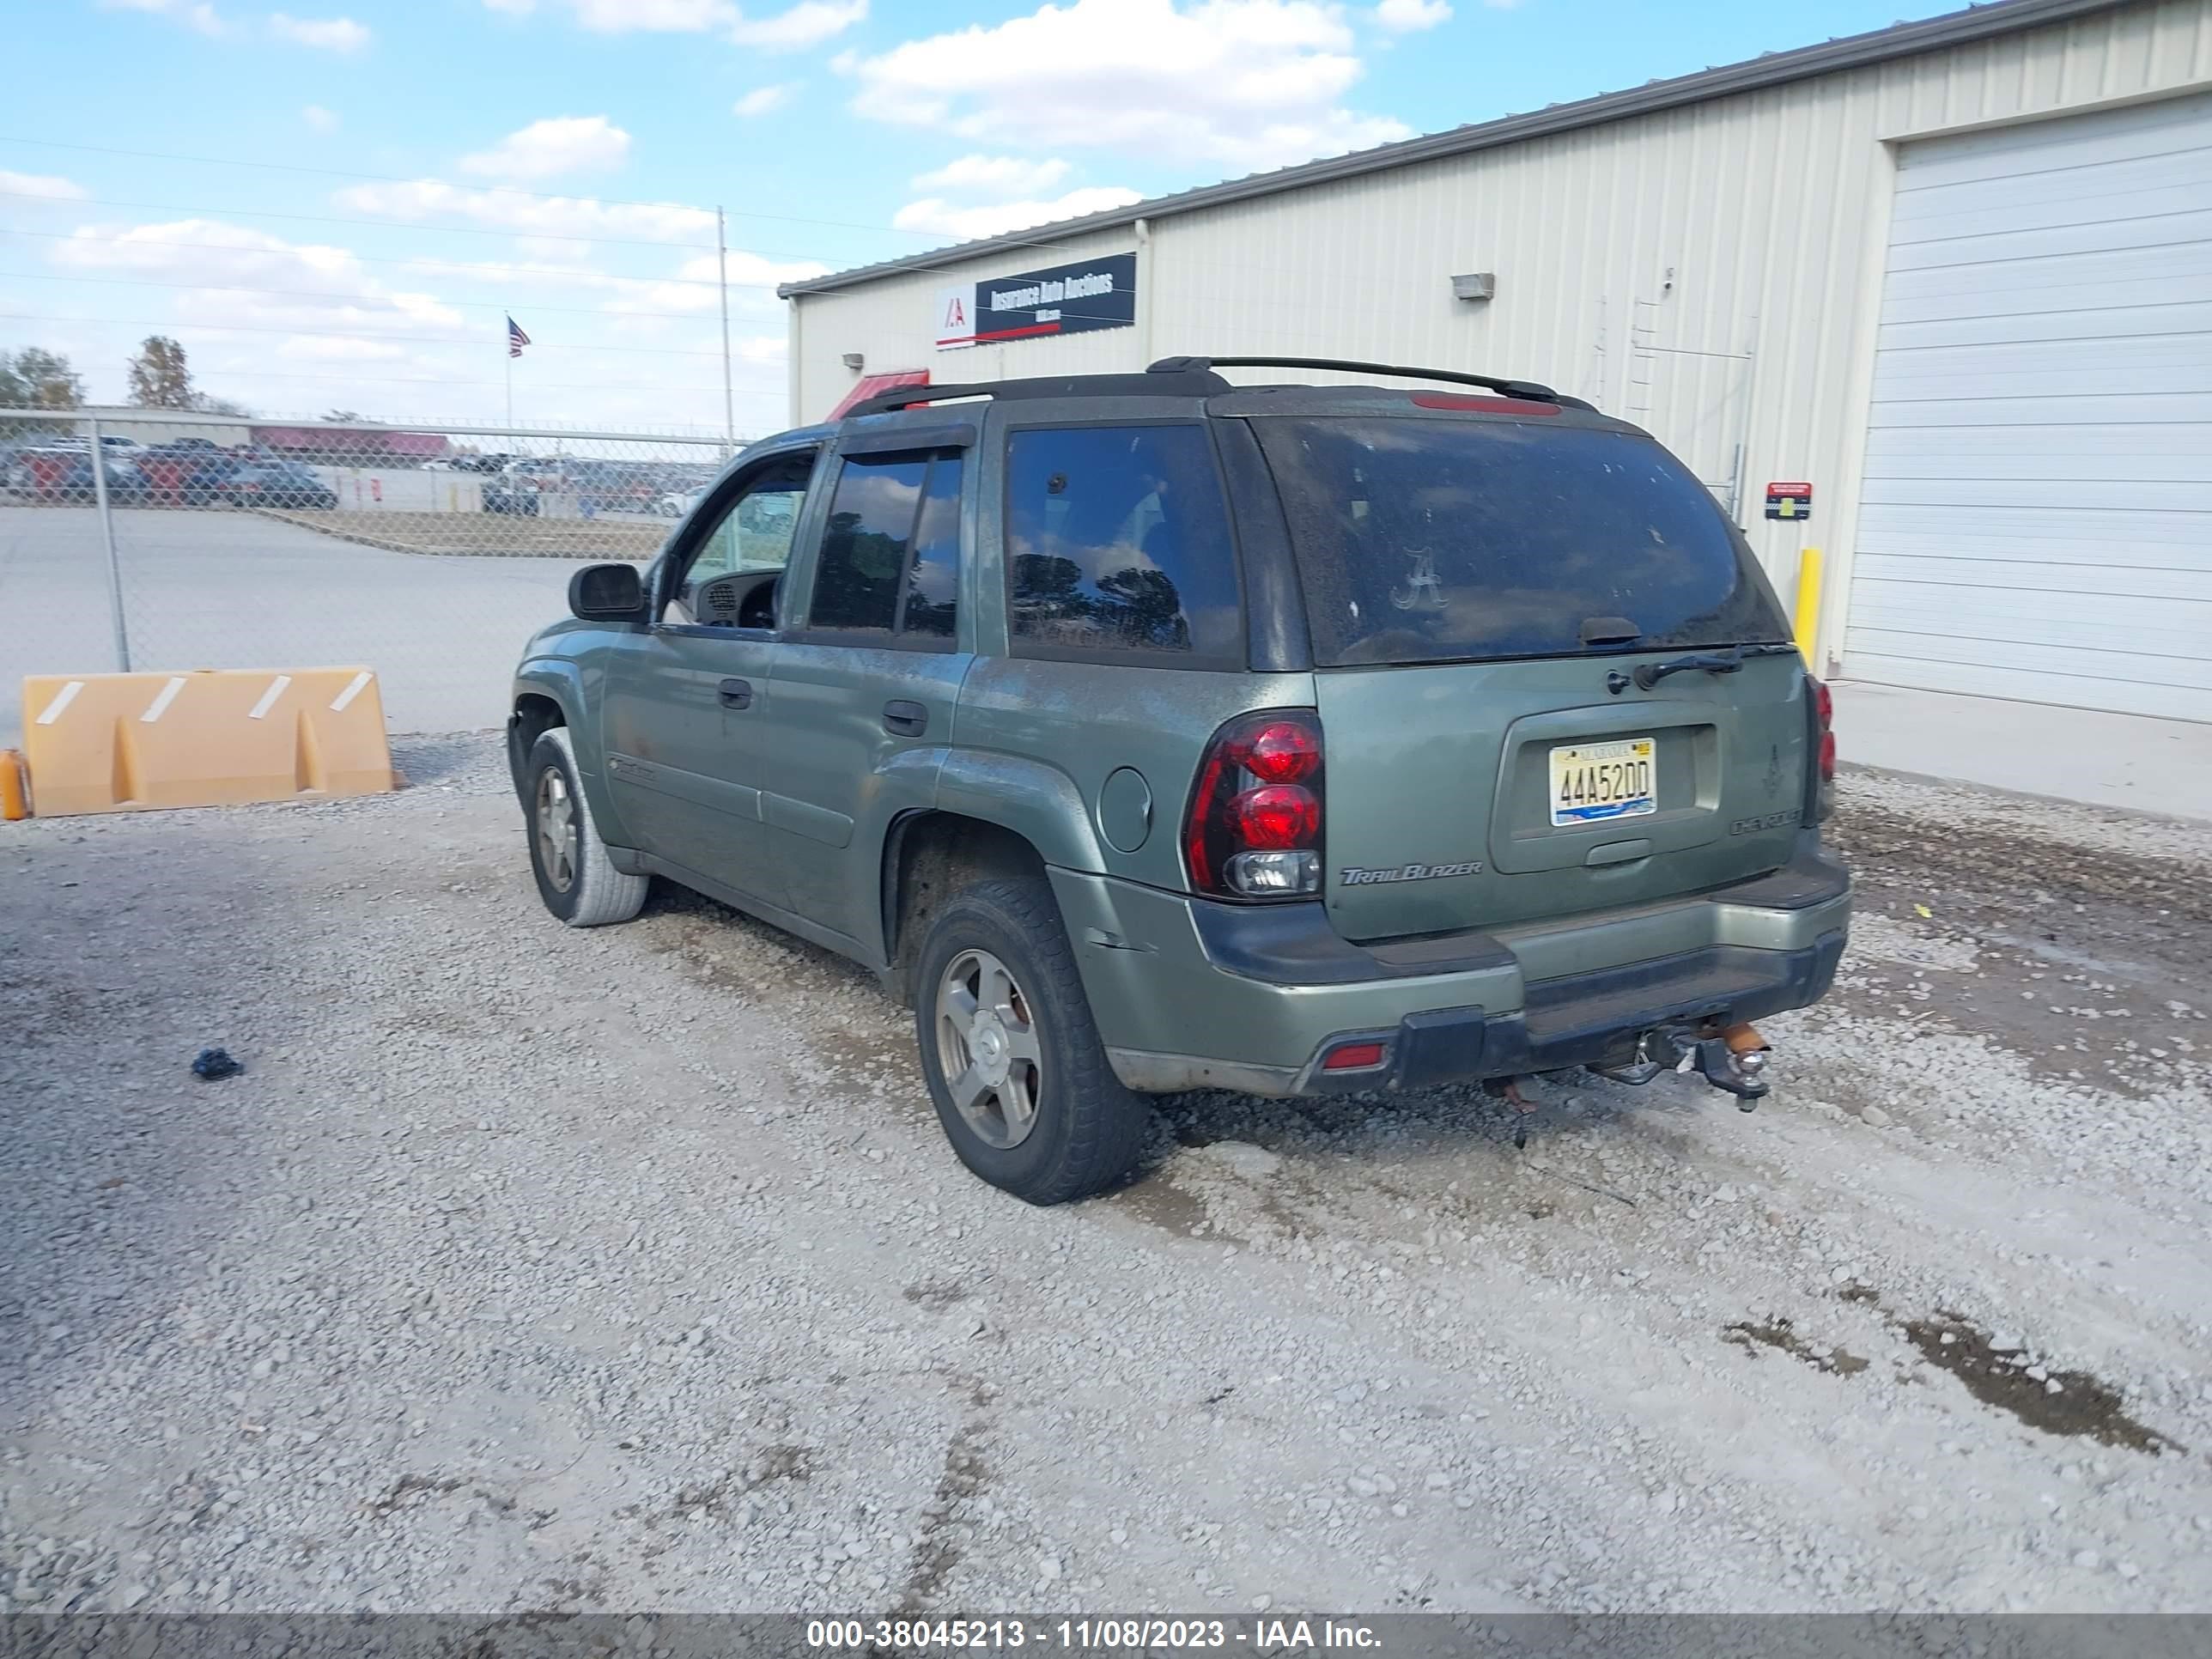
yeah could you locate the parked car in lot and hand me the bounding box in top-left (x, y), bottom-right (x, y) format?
top-left (224, 459), bottom-right (337, 509)
top-left (137, 440), bottom-right (241, 504)
top-left (657, 484), bottom-right (707, 518)
top-left (482, 475), bottom-right (540, 515)
top-left (5, 447), bottom-right (148, 502)
top-left (508, 356), bottom-right (1850, 1203)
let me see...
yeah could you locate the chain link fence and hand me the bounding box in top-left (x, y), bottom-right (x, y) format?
top-left (0, 409), bottom-right (735, 736)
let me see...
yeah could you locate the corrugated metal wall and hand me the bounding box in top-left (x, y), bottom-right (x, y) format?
top-left (792, 0), bottom-right (2212, 663)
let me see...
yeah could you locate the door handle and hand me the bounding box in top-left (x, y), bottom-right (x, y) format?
top-left (718, 677), bottom-right (752, 709)
top-left (882, 699), bottom-right (927, 738)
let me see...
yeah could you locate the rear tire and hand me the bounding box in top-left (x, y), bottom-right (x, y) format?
top-left (914, 878), bottom-right (1150, 1205)
top-left (525, 726), bottom-right (648, 927)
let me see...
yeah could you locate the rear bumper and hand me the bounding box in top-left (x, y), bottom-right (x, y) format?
top-left (1054, 836), bottom-right (1850, 1097)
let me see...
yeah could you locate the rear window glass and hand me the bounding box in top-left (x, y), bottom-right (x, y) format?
top-left (1255, 418), bottom-right (1790, 666)
top-left (1006, 425), bottom-right (1241, 661)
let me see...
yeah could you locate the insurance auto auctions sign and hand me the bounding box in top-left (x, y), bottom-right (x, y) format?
top-left (934, 252), bottom-right (1136, 351)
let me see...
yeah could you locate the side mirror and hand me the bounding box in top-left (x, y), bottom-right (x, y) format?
top-left (568, 562), bottom-right (646, 621)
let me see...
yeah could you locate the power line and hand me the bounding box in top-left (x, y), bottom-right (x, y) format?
top-left (0, 135), bottom-right (1116, 258)
top-left (0, 268), bottom-right (728, 322)
top-left (0, 189), bottom-right (720, 252)
top-left (0, 227), bottom-right (749, 289)
top-left (0, 311), bottom-right (749, 358)
top-left (0, 137), bottom-right (727, 214)
top-left (36, 365), bottom-right (785, 394)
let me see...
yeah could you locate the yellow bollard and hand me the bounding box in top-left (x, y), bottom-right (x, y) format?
top-left (0, 749), bottom-right (27, 820)
top-left (1793, 547), bottom-right (1825, 665)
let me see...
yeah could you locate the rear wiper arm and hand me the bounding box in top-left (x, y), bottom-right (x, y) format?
top-left (1615, 641), bottom-right (1796, 693)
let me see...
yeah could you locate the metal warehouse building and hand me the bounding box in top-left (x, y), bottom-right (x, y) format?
top-left (782, 0), bottom-right (2212, 750)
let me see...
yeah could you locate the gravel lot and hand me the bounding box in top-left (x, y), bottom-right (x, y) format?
top-left (4, 744), bottom-right (2210, 1616)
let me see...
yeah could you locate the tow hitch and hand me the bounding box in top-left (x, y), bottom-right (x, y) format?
top-left (1594, 1021), bottom-right (1772, 1109)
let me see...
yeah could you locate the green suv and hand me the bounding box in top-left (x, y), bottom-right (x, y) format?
top-left (509, 356), bottom-right (1850, 1204)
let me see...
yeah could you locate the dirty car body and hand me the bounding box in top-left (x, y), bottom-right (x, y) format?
top-left (508, 356), bottom-right (1850, 1202)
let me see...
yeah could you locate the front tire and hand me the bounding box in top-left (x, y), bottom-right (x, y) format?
top-left (525, 726), bottom-right (648, 927)
top-left (914, 878), bottom-right (1150, 1205)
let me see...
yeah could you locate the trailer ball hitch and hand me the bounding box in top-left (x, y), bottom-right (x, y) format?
top-left (1593, 1022), bottom-right (1772, 1108)
top-left (1686, 1023), bottom-right (1771, 1109)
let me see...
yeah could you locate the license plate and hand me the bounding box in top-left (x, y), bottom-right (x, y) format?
top-left (1549, 738), bottom-right (1656, 827)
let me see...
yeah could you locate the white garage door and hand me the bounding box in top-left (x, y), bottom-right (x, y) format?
top-left (1846, 92), bottom-right (2212, 722)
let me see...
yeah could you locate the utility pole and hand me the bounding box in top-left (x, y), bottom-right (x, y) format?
top-left (717, 207), bottom-right (735, 455)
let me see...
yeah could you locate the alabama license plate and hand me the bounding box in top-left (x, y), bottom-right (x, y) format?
top-left (1550, 738), bottom-right (1657, 826)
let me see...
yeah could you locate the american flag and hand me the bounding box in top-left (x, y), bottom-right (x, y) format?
top-left (507, 316), bottom-right (531, 358)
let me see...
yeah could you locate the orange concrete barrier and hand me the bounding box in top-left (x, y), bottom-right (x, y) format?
top-left (19, 667), bottom-right (398, 817)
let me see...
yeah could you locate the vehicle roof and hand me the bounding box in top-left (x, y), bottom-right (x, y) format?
top-left (823, 358), bottom-right (1643, 439)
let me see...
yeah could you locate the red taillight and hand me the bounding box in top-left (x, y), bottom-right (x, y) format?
top-left (1234, 784), bottom-right (1319, 849)
top-left (1244, 720), bottom-right (1321, 784)
top-left (1184, 709), bottom-right (1325, 900)
top-left (1322, 1041), bottom-right (1386, 1072)
top-left (1806, 674), bottom-right (1837, 823)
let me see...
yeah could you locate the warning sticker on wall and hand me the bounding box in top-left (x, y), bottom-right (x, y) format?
top-left (1765, 481), bottom-right (1813, 521)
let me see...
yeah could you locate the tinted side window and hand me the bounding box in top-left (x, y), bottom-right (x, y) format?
top-left (1006, 426), bottom-right (1240, 661)
top-left (811, 456), bottom-right (927, 634)
top-left (807, 450), bottom-right (964, 643)
top-left (899, 456), bottom-right (962, 641)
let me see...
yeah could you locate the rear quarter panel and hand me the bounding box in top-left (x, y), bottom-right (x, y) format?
top-left (947, 660), bottom-right (1316, 886)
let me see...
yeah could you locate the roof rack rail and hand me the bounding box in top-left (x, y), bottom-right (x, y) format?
top-left (1150, 355), bottom-right (1586, 408)
top-left (842, 355), bottom-right (1590, 420)
top-left (845, 363), bottom-right (1231, 418)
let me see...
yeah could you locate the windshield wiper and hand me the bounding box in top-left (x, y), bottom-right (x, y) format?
top-left (1610, 641), bottom-right (1796, 694)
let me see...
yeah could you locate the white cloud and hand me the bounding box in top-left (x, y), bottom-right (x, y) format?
top-left (891, 185), bottom-right (1144, 242)
top-left (100, 0), bottom-right (232, 36)
top-left (333, 178), bottom-right (717, 243)
top-left (301, 103), bottom-right (340, 131)
top-left (269, 12), bottom-right (370, 49)
top-left (911, 154), bottom-right (1070, 199)
top-left (841, 0), bottom-right (1412, 173)
top-left (276, 334), bottom-right (410, 362)
top-left (37, 215), bottom-right (797, 428)
top-left (460, 116), bottom-right (632, 180)
top-left (732, 83), bottom-right (796, 117)
top-left (727, 0), bottom-right (864, 48)
top-left (1373, 0), bottom-right (1449, 28)
top-left (0, 169), bottom-right (88, 202)
top-left (604, 250), bottom-right (830, 313)
top-left (51, 219), bottom-right (465, 337)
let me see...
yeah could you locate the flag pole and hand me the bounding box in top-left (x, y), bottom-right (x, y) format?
top-left (505, 312), bottom-right (514, 428)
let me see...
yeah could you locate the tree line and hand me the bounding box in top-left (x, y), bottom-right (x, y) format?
top-left (0, 336), bottom-right (252, 416)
